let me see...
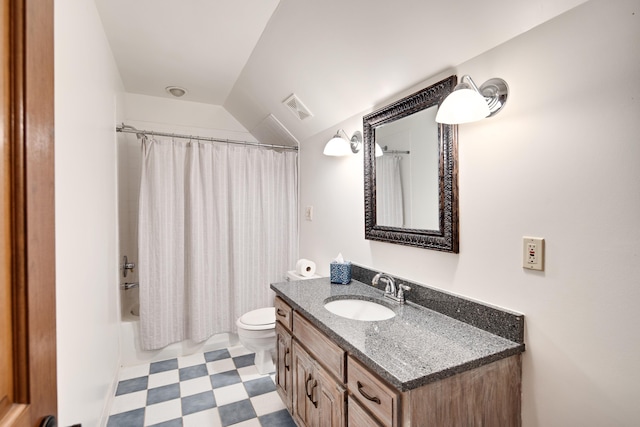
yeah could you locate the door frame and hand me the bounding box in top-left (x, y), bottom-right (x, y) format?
top-left (1, 0), bottom-right (56, 425)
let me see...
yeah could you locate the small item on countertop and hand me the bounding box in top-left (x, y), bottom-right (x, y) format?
top-left (295, 258), bottom-right (317, 277)
top-left (330, 253), bottom-right (352, 285)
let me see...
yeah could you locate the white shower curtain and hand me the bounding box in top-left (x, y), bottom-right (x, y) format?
top-left (376, 155), bottom-right (404, 227)
top-left (138, 137), bottom-right (298, 350)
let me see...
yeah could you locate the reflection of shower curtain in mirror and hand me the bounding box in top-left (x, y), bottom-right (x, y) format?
top-left (138, 138), bottom-right (298, 350)
top-left (376, 155), bottom-right (404, 227)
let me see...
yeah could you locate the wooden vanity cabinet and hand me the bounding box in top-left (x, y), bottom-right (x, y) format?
top-left (275, 296), bottom-right (294, 410)
top-left (347, 355), bottom-right (399, 426)
top-left (346, 353), bottom-right (521, 427)
top-left (276, 295), bottom-right (347, 424)
top-left (400, 355), bottom-right (522, 426)
top-left (274, 295), bottom-right (522, 427)
top-left (292, 340), bottom-right (346, 427)
top-left (275, 296), bottom-right (293, 330)
top-left (292, 311), bottom-right (345, 381)
top-left (275, 321), bottom-right (293, 411)
top-left (348, 396), bottom-right (383, 427)
top-left (291, 309), bottom-right (347, 427)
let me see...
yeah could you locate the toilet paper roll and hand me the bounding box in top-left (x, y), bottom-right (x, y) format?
top-left (295, 259), bottom-right (316, 278)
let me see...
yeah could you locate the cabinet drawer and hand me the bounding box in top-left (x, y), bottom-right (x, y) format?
top-left (275, 296), bottom-right (292, 331)
top-left (347, 355), bottom-right (398, 427)
top-left (348, 395), bottom-right (384, 427)
top-left (292, 311), bottom-right (345, 382)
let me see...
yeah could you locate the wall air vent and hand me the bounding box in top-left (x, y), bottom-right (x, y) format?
top-left (283, 93), bottom-right (313, 121)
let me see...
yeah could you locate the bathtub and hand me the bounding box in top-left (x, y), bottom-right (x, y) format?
top-left (119, 288), bottom-right (237, 366)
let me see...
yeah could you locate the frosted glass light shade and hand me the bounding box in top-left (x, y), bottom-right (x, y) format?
top-left (375, 143), bottom-right (383, 157)
top-left (323, 136), bottom-right (352, 156)
top-left (435, 88), bottom-right (490, 124)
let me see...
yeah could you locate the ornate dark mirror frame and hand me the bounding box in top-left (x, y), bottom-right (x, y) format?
top-left (363, 75), bottom-right (459, 252)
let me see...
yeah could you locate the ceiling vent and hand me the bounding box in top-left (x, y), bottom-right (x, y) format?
top-left (251, 114), bottom-right (299, 148)
top-left (283, 94), bottom-right (313, 121)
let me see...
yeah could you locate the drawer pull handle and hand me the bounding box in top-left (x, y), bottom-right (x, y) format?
top-left (276, 308), bottom-right (287, 317)
top-left (306, 373), bottom-right (318, 408)
top-left (284, 348), bottom-right (290, 371)
top-left (357, 381), bottom-right (381, 404)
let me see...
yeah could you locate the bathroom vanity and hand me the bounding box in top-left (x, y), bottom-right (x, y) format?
top-left (271, 272), bottom-right (524, 426)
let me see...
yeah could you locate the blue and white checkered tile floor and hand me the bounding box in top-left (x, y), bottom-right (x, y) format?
top-left (107, 344), bottom-right (296, 427)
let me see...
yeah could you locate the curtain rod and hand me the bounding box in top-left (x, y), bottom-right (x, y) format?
top-left (382, 145), bottom-right (410, 155)
top-left (116, 123), bottom-right (299, 151)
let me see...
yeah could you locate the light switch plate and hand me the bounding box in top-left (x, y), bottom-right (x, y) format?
top-left (305, 206), bottom-right (313, 221)
top-left (523, 236), bottom-right (544, 271)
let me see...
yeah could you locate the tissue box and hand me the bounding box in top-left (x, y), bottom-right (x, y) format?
top-left (330, 261), bottom-right (352, 284)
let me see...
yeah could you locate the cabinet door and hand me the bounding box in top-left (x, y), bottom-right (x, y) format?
top-left (292, 341), bottom-right (318, 427)
top-left (315, 364), bottom-right (346, 427)
top-left (292, 341), bottom-right (346, 427)
top-left (275, 322), bottom-right (293, 410)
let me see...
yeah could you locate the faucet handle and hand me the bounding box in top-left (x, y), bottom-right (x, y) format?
top-left (397, 284), bottom-right (411, 301)
top-left (372, 272), bottom-right (381, 286)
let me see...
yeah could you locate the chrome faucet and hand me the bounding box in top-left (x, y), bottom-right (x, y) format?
top-left (373, 272), bottom-right (396, 295)
top-left (372, 273), bottom-right (410, 304)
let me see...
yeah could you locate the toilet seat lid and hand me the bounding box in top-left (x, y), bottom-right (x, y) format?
top-left (239, 307), bottom-right (275, 326)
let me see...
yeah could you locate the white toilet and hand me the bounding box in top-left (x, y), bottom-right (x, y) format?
top-left (236, 307), bottom-right (277, 374)
top-left (236, 307), bottom-right (276, 374)
top-left (236, 270), bottom-right (321, 374)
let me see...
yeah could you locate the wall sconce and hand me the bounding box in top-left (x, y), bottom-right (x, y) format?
top-left (435, 75), bottom-right (509, 124)
top-left (323, 129), bottom-right (362, 156)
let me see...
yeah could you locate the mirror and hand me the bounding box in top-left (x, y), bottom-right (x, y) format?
top-left (363, 75), bottom-right (459, 252)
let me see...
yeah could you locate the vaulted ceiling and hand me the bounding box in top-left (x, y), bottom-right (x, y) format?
top-left (95, 0), bottom-right (588, 145)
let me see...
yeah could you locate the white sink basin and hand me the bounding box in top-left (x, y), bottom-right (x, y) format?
top-left (324, 299), bottom-right (395, 321)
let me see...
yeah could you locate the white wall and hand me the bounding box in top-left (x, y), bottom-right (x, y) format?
top-left (122, 93), bottom-right (258, 139)
top-left (54, 0), bottom-right (124, 425)
top-left (300, 0), bottom-right (640, 425)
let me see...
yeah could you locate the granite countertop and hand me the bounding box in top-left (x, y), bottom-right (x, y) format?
top-left (271, 278), bottom-right (525, 392)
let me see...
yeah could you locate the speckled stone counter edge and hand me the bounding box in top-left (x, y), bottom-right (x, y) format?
top-left (352, 264), bottom-right (525, 344)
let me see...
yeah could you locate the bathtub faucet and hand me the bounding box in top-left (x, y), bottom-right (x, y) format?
top-left (122, 255), bottom-right (136, 277)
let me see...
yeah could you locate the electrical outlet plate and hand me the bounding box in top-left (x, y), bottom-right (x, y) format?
top-left (523, 236), bottom-right (544, 271)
